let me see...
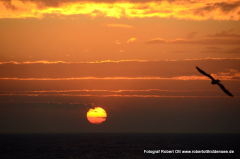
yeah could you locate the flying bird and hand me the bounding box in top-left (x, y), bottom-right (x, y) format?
top-left (196, 66), bottom-right (233, 97)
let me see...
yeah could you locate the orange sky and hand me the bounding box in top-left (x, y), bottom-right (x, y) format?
top-left (0, 0), bottom-right (240, 133)
top-left (1, 0), bottom-right (240, 63)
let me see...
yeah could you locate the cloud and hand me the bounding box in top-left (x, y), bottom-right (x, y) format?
top-left (207, 30), bottom-right (240, 38)
top-left (104, 23), bottom-right (133, 28)
top-left (0, 88), bottom-right (237, 99)
top-left (186, 31), bottom-right (197, 39)
top-left (146, 37), bottom-right (240, 45)
top-left (0, 60), bottom-right (67, 65)
top-left (145, 38), bottom-right (167, 44)
top-left (84, 103), bottom-right (95, 109)
top-left (190, 1), bottom-right (240, 20)
top-left (229, 47), bottom-right (240, 53)
top-left (127, 38), bottom-right (137, 43)
top-left (115, 40), bottom-right (121, 45)
top-left (145, 38), bottom-right (189, 44)
top-left (0, 58), bottom-right (240, 80)
top-left (0, 100), bottom-right (88, 111)
top-left (2, 75), bottom-right (239, 81)
top-left (1, 58), bottom-right (240, 65)
top-left (201, 47), bottom-right (240, 54)
top-left (205, 46), bottom-right (222, 50)
top-left (2, 0), bottom-right (17, 10)
top-left (196, 2), bottom-right (240, 13)
top-left (1, 0), bottom-right (240, 20)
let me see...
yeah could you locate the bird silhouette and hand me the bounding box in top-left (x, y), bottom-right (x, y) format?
top-left (196, 66), bottom-right (233, 97)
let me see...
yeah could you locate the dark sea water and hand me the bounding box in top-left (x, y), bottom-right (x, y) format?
top-left (0, 133), bottom-right (239, 159)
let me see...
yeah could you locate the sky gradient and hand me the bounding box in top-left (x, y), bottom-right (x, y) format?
top-left (0, 0), bottom-right (240, 133)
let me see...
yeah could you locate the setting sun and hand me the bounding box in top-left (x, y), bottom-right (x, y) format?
top-left (0, 0), bottom-right (239, 135)
top-left (0, 0), bottom-right (240, 158)
top-left (87, 107), bottom-right (107, 124)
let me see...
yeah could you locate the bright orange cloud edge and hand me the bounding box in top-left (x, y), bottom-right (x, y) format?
top-left (0, 0), bottom-right (240, 20)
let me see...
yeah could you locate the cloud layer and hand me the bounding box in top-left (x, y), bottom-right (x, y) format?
top-left (146, 30), bottom-right (240, 45)
top-left (0, 58), bottom-right (240, 80)
top-left (1, 0), bottom-right (240, 20)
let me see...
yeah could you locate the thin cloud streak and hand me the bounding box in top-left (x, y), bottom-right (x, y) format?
top-left (0, 58), bottom-right (239, 80)
top-left (104, 23), bottom-right (133, 28)
top-left (146, 37), bottom-right (240, 45)
top-left (1, 58), bottom-right (240, 65)
top-left (0, 94), bottom-right (234, 98)
top-left (0, 76), bottom-right (216, 81)
top-left (2, 89), bottom-right (228, 99)
top-left (0, 89), bottom-right (217, 94)
top-left (0, 100), bottom-right (82, 105)
top-left (0, 75), bottom-right (239, 81)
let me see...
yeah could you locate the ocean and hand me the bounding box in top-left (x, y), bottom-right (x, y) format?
top-left (0, 133), bottom-right (239, 159)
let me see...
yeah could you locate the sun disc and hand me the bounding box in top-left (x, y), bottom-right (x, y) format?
top-left (87, 107), bottom-right (107, 124)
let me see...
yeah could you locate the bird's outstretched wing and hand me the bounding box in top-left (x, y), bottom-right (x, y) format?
top-left (196, 66), bottom-right (215, 80)
top-left (217, 83), bottom-right (234, 97)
